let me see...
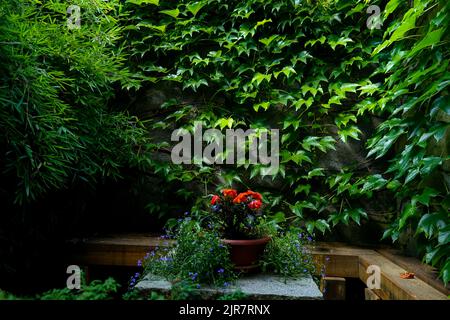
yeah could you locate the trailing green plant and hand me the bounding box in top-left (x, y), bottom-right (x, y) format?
top-left (142, 217), bottom-right (237, 287)
top-left (261, 229), bottom-right (316, 278)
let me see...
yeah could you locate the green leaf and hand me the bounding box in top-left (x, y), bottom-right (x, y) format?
top-left (186, 1), bottom-right (206, 16)
top-left (307, 168), bottom-right (324, 179)
top-left (294, 184), bottom-right (311, 195)
top-left (273, 66), bottom-right (296, 79)
top-left (259, 34), bottom-right (279, 47)
top-left (338, 125), bottom-right (361, 143)
top-left (137, 22), bottom-right (166, 33)
top-left (315, 219), bottom-right (330, 234)
top-left (159, 8), bottom-right (180, 18)
top-left (430, 96), bottom-right (450, 118)
top-left (416, 187), bottom-right (439, 206)
top-left (348, 208), bottom-right (368, 225)
top-left (425, 246), bottom-right (450, 266)
top-left (301, 136), bottom-right (320, 151)
top-left (335, 113), bottom-right (357, 128)
top-left (399, 202), bottom-right (417, 230)
top-left (382, 227), bottom-right (399, 242)
top-left (269, 212), bottom-right (286, 224)
top-left (251, 73), bottom-right (272, 86)
top-left (305, 35), bottom-right (326, 47)
top-left (420, 157), bottom-right (442, 175)
top-left (383, 0), bottom-right (401, 19)
top-left (287, 151), bottom-right (312, 165)
top-left (345, 3), bottom-right (365, 17)
top-left (367, 129), bottom-right (404, 159)
top-left (255, 18), bottom-right (272, 29)
top-left (386, 180), bottom-right (401, 190)
top-left (127, 0), bottom-right (159, 6)
top-left (328, 37), bottom-right (353, 50)
top-left (408, 28), bottom-right (444, 58)
top-left (306, 221), bottom-right (315, 234)
top-left (361, 174), bottom-right (387, 192)
top-left (404, 168), bottom-right (420, 184)
top-left (438, 226), bottom-right (450, 246)
top-left (253, 101), bottom-right (270, 112)
top-left (292, 51), bottom-right (312, 65)
top-left (301, 84), bottom-right (318, 97)
top-left (417, 212), bottom-right (447, 238)
top-left (214, 118), bottom-right (234, 130)
top-left (441, 258), bottom-right (450, 285)
top-left (329, 207), bottom-right (368, 227)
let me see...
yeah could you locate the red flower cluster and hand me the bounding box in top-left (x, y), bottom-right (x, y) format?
top-left (211, 189), bottom-right (263, 210)
top-left (222, 189), bottom-right (238, 199)
top-left (209, 188), bottom-right (265, 239)
top-left (210, 195), bottom-right (220, 205)
top-left (248, 200), bottom-right (262, 210)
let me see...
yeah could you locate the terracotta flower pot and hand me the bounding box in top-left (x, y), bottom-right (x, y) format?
top-left (222, 237), bottom-right (271, 272)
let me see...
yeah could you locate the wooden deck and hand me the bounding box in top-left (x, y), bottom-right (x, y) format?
top-left (67, 234), bottom-right (449, 300)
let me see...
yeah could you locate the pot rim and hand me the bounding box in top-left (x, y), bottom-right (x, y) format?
top-left (221, 236), bottom-right (271, 245)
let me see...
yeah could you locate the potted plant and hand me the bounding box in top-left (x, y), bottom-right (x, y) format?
top-left (135, 193), bottom-right (317, 297)
top-left (210, 189), bottom-right (271, 271)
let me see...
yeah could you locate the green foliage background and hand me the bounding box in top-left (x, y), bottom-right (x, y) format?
top-left (0, 0), bottom-right (448, 287)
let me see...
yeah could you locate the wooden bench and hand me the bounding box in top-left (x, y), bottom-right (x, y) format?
top-left (311, 242), bottom-right (448, 300)
top-left (67, 234), bottom-right (448, 300)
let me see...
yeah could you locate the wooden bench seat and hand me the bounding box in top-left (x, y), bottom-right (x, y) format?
top-left (67, 234), bottom-right (448, 300)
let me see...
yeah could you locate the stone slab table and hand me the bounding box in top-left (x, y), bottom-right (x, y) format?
top-left (135, 273), bottom-right (323, 300)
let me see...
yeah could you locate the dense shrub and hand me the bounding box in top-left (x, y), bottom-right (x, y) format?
top-left (0, 0), bottom-right (152, 205)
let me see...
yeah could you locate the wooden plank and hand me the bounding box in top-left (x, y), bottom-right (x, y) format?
top-left (364, 288), bottom-right (381, 300)
top-left (359, 253), bottom-right (447, 300)
top-left (69, 233), bottom-right (170, 248)
top-left (320, 276), bottom-right (346, 300)
top-left (71, 250), bottom-right (146, 267)
top-left (310, 242), bottom-right (372, 278)
top-left (376, 248), bottom-right (449, 296)
top-left (68, 233), bottom-right (173, 267)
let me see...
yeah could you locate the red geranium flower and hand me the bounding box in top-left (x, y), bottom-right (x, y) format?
top-left (248, 200), bottom-right (262, 210)
top-left (211, 195), bottom-right (220, 205)
top-left (222, 189), bottom-right (238, 199)
top-left (233, 193), bottom-right (248, 204)
top-left (246, 190), bottom-right (262, 201)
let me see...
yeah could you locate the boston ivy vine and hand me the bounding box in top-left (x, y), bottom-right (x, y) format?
top-left (123, 0), bottom-right (449, 284)
top-left (370, 0), bottom-right (449, 285)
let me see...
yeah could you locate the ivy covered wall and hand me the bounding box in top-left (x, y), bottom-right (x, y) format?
top-left (123, 0), bottom-right (449, 284)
